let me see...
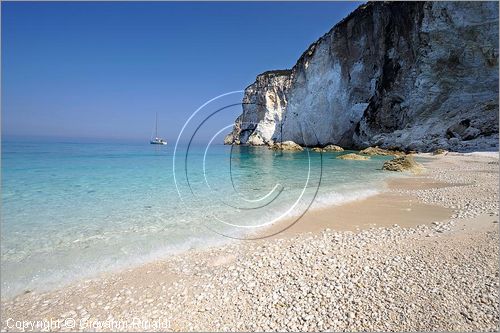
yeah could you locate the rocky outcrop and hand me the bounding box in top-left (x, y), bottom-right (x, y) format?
top-left (383, 155), bottom-right (425, 173)
top-left (269, 141), bottom-right (304, 152)
top-left (432, 149), bottom-right (448, 155)
top-left (225, 2), bottom-right (499, 152)
top-left (359, 146), bottom-right (404, 156)
top-left (337, 153), bottom-right (370, 161)
top-left (312, 144), bottom-right (344, 152)
top-left (224, 71), bottom-right (291, 146)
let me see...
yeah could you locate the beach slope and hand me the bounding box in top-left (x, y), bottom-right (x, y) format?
top-left (1, 153), bottom-right (498, 332)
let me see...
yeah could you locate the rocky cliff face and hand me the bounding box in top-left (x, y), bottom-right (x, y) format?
top-left (225, 70), bottom-right (291, 145)
top-left (225, 1), bottom-right (499, 152)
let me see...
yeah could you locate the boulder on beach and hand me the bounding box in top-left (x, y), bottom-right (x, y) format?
top-left (269, 141), bottom-right (304, 152)
top-left (432, 149), bottom-right (448, 155)
top-left (312, 144), bottom-right (344, 153)
top-left (360, 146), bottom-right (405, 156)
top-left (383, 155), bottom-right (425, 173)
top-left (337, 153), bottom-right (370, 161)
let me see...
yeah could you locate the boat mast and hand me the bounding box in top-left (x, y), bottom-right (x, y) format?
top-left (155, 112), bottom-right (158, 138)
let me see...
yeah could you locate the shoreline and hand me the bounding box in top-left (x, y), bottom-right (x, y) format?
top-left (259, 176), bottom-right (454, 238)
top-left (0, 152), bottom-right (396, 300)
top-left (1, 152), bottom-right (499, 331)
top-left (1, 155), bottom-right (423, 300)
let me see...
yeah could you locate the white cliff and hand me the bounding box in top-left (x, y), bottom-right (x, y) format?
top-left (225, 2), bottom-right (499, 152)
top-left (225, 70), bottom-right (291, 145)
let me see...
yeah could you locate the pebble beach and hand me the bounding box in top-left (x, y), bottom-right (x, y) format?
top-left (1, 152), bottom-right (499, 332)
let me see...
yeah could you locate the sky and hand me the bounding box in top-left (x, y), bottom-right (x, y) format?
top-left (2, 1), bottom-right (361, 143)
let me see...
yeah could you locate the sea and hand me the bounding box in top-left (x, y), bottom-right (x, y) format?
top-left (1, 139), bottom-right (398, 298)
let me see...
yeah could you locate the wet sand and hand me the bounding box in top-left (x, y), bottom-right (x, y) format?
top-left (259, 174), bottom-right (454, 238)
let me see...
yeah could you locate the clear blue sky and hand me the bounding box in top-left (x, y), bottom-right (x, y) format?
top-left (2, 1), bottom-right (361, 142)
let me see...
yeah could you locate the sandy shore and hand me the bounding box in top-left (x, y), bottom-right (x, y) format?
top-left (1, 153), bottom-right (499, 332)
top-left (262, 177), bottom-right (453, 237)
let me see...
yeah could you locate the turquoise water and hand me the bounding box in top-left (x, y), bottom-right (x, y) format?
top-left (1, 140), bottom-right (396, 298)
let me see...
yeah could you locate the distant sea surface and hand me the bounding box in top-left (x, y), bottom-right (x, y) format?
top-left (1, 139), bottom-right (397, 298)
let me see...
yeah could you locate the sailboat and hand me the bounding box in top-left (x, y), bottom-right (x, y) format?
top-left (150, 113), bottom-right (167, 145)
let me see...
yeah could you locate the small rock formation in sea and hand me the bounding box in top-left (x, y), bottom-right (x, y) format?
top-left (269, 141), bottom-right (304, 152)
top-left (336, 153), bottom-right (370, 161)
top-left (359, 146), bottom-right (404, 156)
top-left (312, 145), bottom-right (344, 153)
top-left (225, 2), bottom-right (499, 152)
top-left (383, 155), bottom-right (425, 173)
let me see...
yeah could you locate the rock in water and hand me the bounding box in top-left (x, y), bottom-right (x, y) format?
top-left (226, 2), bottom-right (499, 152)
top-left (323, 145), bottom-right (344, 152)
top-left (269, 141), bottom-right (304, 151)
top-left (337, 153), bottom-right (370, 161)
top-left (383, 156), bottom-right (425, 173)
top-left (312, 145), bottom-right (344, 152)
top-left (359, 146), bottom-right (404, 156)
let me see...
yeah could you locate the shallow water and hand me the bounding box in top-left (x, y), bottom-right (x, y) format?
top-left (1, 140), bottom-right (396, 297)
